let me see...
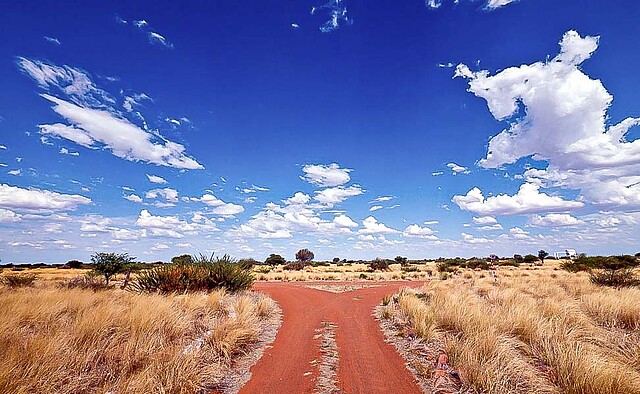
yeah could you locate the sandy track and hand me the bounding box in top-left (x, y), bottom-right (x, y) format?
top-left (239, 281), bottom-right (424, 394)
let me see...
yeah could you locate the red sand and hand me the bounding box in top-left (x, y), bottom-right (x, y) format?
top-left (239, 281), bottom-right (424, 394)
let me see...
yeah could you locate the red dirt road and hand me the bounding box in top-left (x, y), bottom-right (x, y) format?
top-left (239, 281), bottom-right (424, 394)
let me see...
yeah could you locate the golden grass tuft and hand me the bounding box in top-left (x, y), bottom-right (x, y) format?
top-left (389, 265), bottom-right (640, 394)
top-left (0, 286), bottom-right (277, 394)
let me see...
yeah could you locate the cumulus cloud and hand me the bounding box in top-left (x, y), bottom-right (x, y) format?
top-left (472, 216), bottom-right (498, 224)
top-left (0, 208), bottom-right (22, 223)
top-left (529, 213), bottom-right (584, 227)
top-left (403, 224), bottom-right (437, 239)
top-left (135, 209), bottom-right (217, 238)
top-left (333, 214), bottom-right (358, 228)
top-left (191, 193), bottom-right (245, 216)
top-left (301, 163), bottom-right (351, 187)
top-left (0, 183), bottom-right (91, 212)
top-left (124, 194), bottom-right (143, 203)
top-left (146, 174), bottom-right (167, 184)
top-left (461, 232), bottom-right (492, 244)
top-left (447, 162), bottom-right (470, 174)
top-left (452, 183), bottom-right (584, 215)
top-left (145, 188), bottom-right (179, 203)
top-left (359, 216), bottom-right (398, 235)
top-left (478, 224), bottom-right (503, 231)
top-left (455, 30), bottom-right (640, 207)
top-left (314, 185), bottom-right (363, 207)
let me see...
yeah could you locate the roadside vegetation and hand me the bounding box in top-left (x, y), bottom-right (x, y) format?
top-left (0, 251), bottom-right (277, 394)
top-left (378, 257), bottom-right (640, 394)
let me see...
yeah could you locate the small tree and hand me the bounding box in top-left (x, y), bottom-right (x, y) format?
top-left (513, 254), bottom-right (524, 264)
top-left (91, 252), bottom-right (135, 285)
top-left (295, 249), bottom-right (314, 263)
top-left (66, 260), bottom-right (84, 269)
top-left (538, 250), bottom-right (549, 265)
top-left (523, 254), bottom-right (538, 264)
top-left (264, 254), bottom-right (286, 266)
top-left (332, 257), bottom-right (341, 264)
top-left (369, 258), bottom-right (390, 271)
top-left (394, 256), bottom-right (409, 266)
top-left (171, 254), bottom-right (193, 265)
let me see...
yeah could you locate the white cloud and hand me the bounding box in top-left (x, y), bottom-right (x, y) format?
top-left (359, 216), bottom-right (399, 235)
top-left (312, 0), bottom-right (352, 33)
top-left (39, 95), bottom-right (203, 169)
top-left (424, 220), bottom-right (439, 225)
top-left (472, 216), bottom-right (498, 225)
top-left (123, 93), bottom-right (151, 112)
top-left (148, 32), bottom-right (173, 48)
top-left (333, 214), bottom-right (358, 228)
top-left (145, 188), bottom-right (179, 203)
top-left (0, 145), bottom-right (6, 150)
top-left (301, 163), bottom-right (352, 187)
top-left (371, 196), bottom-right (394, 203)
top-left (18, 58), bottom-right (202, 170)
top-left (0, 184), bottom-right (91, 212)
top-left (0, 209), bottom-right (22, 223)
top-left (8, 169), bottom-right (21, 176)
top-left (146, 174), bottom-right (168, 184)
top-left (478, 224), bottom-right (503, 231)
top-left (59, 147), bottom-right (79, 156)
top-left (447, 162), bottom-right (470, 174)
top-left (461, 232), bottom-right (492, 244)
top-left (314, 185), bottom-right (363, 207)
top-left (485, 0), bottom-right (519, 9)
top-left (191, 193), bottom-right (245, 216)
top-left (529, 213), bottom-right (584, 227)
top-left (456, 30), bottom-right (640, 207)
top-left (44, 36), bottom-right (61, 45)
top-left (452, 183), bottom-right (584, 216)
top-left (124, 194), bottom-right (143, 203)
top-left (370, 205), bottom-right (383, 212)
top-left (431, 171), bottom-right (444, 176)
top-left (403, 224), bottom-right (437, 239)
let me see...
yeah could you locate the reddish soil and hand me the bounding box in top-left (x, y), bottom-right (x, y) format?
top-left (239, 281), bottom-right (424, 394)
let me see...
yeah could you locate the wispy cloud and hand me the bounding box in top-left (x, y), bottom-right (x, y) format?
top-left (18, 58), bottom-right (203, 169)
top-left (311, 0), bottom-right (353, 33)
top-left (117, 17), bottom-right (174, 48)
top-left (44, 36), bottom-right (61, 45)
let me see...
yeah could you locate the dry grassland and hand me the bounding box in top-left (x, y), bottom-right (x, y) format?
top-left (0, 285), bottom-right (278, 394)
top-left (380, 263), bottom-right (640, 394)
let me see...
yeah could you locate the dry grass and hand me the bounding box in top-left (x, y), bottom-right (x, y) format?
top-left (386, 264), bottom-right (640, 394)
top-left (253, 262), bottom-right (434, 281)
top-left (0, 286), bottom-right (278, 394)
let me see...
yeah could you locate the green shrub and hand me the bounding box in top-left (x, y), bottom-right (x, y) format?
top-left (171, 254), bottom-right (193, 265)
top-left (1, 274), bottom-right (37, 288)
top-left (65, 260), bottom-right (84, 269)
top-left (394, 256), bottom-right (409, 266)
top-left (91, 252), bottom-right (135, 285)
top-left (562, 255), bottom-right (638, 273)
top-left (464, 259), bottom-right (491, 270)
top-left (523, 254), bottom-right (538, 264)
top-left (130, 254), bottom-right (254, 294)
top-left (369, 258), bottom-right (390, 271)
top-left (589, 268), bottom-right (640, 288)
top-left (295, 248), bottom-right (314, 262)
top-left (401, 265), bottom-right (419, 272)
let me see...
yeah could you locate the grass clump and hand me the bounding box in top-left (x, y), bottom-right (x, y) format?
top-left (589, 268), bottom-right (640, 288)
top-left (131, 253), bottom-right (254, 294)
top-left (1, 273), bottom-right (37, 288)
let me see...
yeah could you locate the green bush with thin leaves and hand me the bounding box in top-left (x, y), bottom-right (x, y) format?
top-left (130, 253), bottom-right (254, 294)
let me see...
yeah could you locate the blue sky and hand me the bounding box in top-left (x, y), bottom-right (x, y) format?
top-left (2, 0), bottom-right (640, 263)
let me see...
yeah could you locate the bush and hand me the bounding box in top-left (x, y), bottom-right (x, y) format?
top-left (513, 254), bottom-right (524, 264)
top-left (1, 274), bottom-right (37, 288)
top-left (58, 273), bottom-right (110, 291)
top-left (238, 258), bottom-right (257, 270)
top-left (131, 254), bottom-right (254, 294)
top-left (589, 269), bottom-right (640, 288)
top-left (523, 254), bottom-right (538, 264)
top-left (562, 255), bottom-right (639, 273)
top-left (369, 258), bottom-right (390, 271)
top-left (395, 256), bottom-right (409, 266)
top-left (332, 257), bottom-right (340, 264)
top-left (284, 261), bottom-right (306, 271)
top-left (66, 260), bottom-right (84, 269)
top-left (264, 254), bottom-right (286, 266)
top-left (171, 254), bottom-right (193, 265)
top-left (401, 265), bottom-right (419, 272)
top-left (465, 258), bottom-right (491, 270)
